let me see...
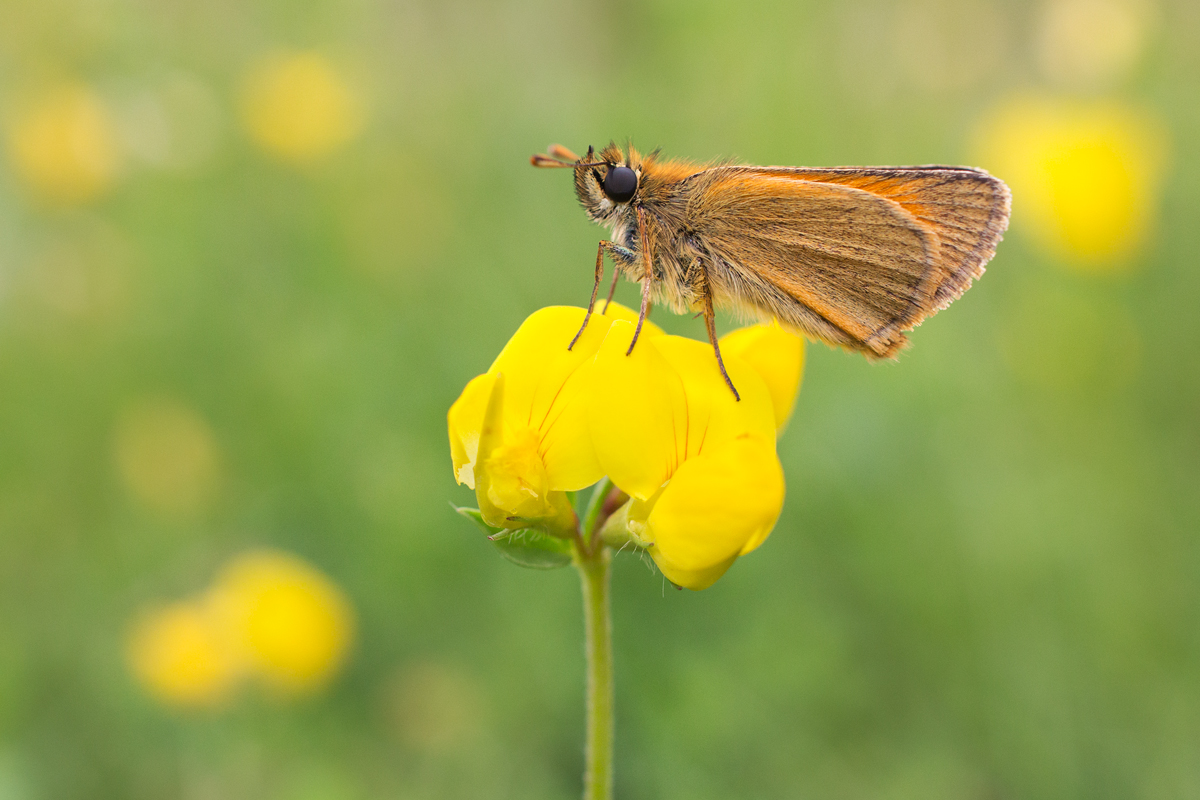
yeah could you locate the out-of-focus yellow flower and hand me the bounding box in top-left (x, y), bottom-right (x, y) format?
top-left (975, 95), bottom-right (1168, 269)
top-left (449, 304), bottom-right (662, 534)
top-left (240, 52), bottom-right (365, 164)
top-left (589, 321), bottom-right (786, 590)
top-left (718, 322), bottom-right (805, 434)
top-left (126, 600), bottom-right (239, 708)
top-left (112, 399), bottom-right (221, 518)
top-left (127, 551), bottom-right (354, 709)
top-left (6, 84), bottom-right (121, 205)
top-left (210, 550), bottom-right (355, 695)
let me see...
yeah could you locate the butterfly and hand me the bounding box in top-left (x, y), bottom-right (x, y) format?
top-left (533, 142), bottom-right (1011, 398)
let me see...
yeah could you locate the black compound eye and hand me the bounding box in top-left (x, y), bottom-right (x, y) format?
top-left (602, 165), bottom-right (638, 203)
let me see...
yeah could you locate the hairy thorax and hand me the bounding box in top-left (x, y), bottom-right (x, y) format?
top-left (607, 190), bottom-right (707, 316)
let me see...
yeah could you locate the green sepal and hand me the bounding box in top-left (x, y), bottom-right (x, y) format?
top-left (453, 505), bottom-right (572, 570)
top-left (454, 505), bottom-right (503, 535)
top-left (487, 527), bottom-right (573, 570)
top-left (596, 497), bottom-right (653, 551)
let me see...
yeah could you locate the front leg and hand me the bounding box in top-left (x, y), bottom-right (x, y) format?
top-left (568, 240), bottom-right (634, 351)
top-left (626, 205), bottom-right (654, 356)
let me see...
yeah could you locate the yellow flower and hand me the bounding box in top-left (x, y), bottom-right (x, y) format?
top-left (588, 321), bottom-right (786, 590)
top-left (718, 321), bottom-right (805, 434)
top-left (210, 550), bottom-right (355, 695)
top-left (975, 95), bottom-right (1168, 269)
top-left (6, 84), bottom-right (120, 205)
top-left (240, 52), bottom-right (365, 164)
top-left (450, 305), bottom-right (800, 589)
top-left (126, 599), bottom-right (239, 708)
top-left (449, 304), bottom-right (662, 533)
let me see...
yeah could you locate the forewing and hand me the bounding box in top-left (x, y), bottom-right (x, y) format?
top-left (758, 166), bottom-right (1011, 307)
top-left (685, 168), bottom-right (939, 357)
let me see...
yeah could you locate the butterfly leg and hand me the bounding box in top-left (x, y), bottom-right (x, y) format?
top-left (568, 240), bottom-right (613, 350)
top-left (627, 205), bottom-right (654, 356)
top-left (699, 267), bottom-right (740, 401)
top-left (601, 266), bottom-right (620, 314)
top-left (569, 240), bottom-right (633, 349)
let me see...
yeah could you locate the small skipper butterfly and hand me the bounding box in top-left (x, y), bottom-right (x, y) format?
top-left (533, 142), bottom-right (1011, 399)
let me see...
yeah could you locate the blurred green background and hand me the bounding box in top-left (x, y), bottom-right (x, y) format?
top-left (1, 0), bottom-right (1198, 798)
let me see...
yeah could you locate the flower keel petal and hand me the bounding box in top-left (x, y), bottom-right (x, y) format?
top-left (645, 435), bottom-right (785, 590)
top-left (587, 321), bottom-right (688, 500)
top-left (720, 323), bottom-right (805, 434)
top-left (448, 372), bottom-right (498, 488)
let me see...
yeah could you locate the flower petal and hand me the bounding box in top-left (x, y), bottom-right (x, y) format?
top-left (473, 371), bottom-right (509, 527)
top-left (596, 300), bottom-right (665, 336)
top-left (587, 320), bottom-right (688, 500)
top-left (649, 334), bottom-right (777, 457)
top-left (487, 306), bottom-right (608, 414)
top-left (447, 372), bottom-right (497, 489)
top-left (488, 306), bottom-right (607, 490)
top-left (534, 356), bottom-right (603, 491)
top-left (644, 434), bottom-right (785, 590)
top-left (719, 322), bottom-right (805, 433)
top-left (483, 426), bottom-right (553, 521)
top-left (471, 372), bottom-right (579, 535)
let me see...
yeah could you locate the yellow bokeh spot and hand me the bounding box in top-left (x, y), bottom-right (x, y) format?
top-left (6, 84), bottom-right (121, 205)
top-left (240, 52), bottom-right (365, 164)
top-left (975, 95), bottom-right (1167, 269)
top-left (126, 600), bottom-right (239, 708)
top-left (113, 399), bottom-right (220, 518)
top-left (211, 550), bottom-right (355, 695)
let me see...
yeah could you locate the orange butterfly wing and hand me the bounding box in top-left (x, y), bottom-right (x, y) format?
top-left (682, 165), bottom-right (1009, 357)
top-left (769, 166), bottom-right (1011, 307)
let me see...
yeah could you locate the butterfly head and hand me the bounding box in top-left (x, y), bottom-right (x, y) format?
top-left (569, 142), bottom-right (646, 226)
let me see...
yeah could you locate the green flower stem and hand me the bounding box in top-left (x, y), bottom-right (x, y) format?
top-left (580, 477), bottom-right (614, 552)
top-left (576, 544), bottom-right (613, 800)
